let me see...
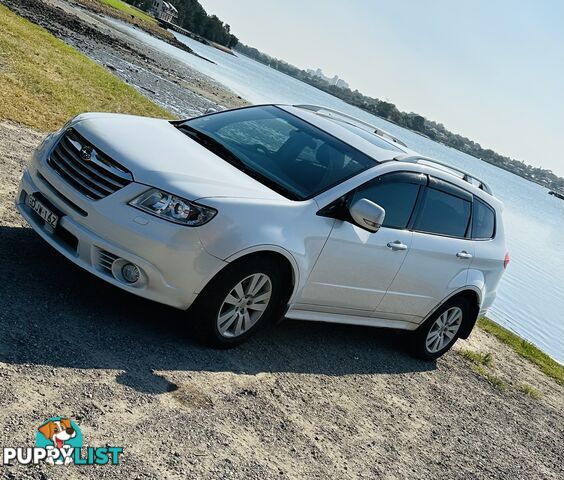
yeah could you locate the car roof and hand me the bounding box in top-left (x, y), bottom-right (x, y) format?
top-left (275, 104), bottom-right (497, 204)
top-left (278, 105), bottom-right (415, 160)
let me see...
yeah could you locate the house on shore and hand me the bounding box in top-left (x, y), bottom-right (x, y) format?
top-left (150, 0), bottom-right (178, 23)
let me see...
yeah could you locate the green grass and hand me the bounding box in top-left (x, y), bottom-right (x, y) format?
top-left (75, 0), bottom-right (176, 43)
top-left (458, 348), bottom-right (506, 391)
top-left (473, 364), bottom-right (507, 392)
top-left (518, 383), bottom-right (542, 400)
top-left (95, 0), bottom-right (157, 24)
top-left (478, 318), bottom-right (563, 386)
top-left (0, 4), bottom-right (173, 132)
top-left (458, 349), bottom-right (494, 367)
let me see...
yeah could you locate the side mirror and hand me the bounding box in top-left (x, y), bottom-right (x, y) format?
top-left (349, 198), bottom-right (385, 233)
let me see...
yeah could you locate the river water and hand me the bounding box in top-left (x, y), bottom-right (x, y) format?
top-left (106, 20), bottom-right (564, 362)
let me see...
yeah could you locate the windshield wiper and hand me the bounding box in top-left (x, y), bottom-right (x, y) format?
top-left (243, 170), bottom-right (301, 201)
top-left (178, 124), bottom-right (301, 201)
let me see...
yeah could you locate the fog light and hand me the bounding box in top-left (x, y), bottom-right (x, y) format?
top-left (121, 263), bottom-right (140, 283)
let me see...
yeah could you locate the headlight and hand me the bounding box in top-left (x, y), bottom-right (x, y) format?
top-left (129, 189), bottom-right (217, 226)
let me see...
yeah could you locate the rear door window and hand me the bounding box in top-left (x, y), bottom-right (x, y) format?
top-left (472, 198), bottom-right (495, 239)
top-left (414, 187), bottom-right (471, 237)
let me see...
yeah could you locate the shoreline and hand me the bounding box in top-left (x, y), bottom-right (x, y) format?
top-left (0, 0), bottom-right (248, 124)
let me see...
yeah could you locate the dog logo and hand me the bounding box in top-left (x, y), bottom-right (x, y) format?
top-left (80, 145), bottom-right (93, 161)
top-left (2, 417), bottom-right (123, 466)
top-left (36, 417), bottom-right (82, 465)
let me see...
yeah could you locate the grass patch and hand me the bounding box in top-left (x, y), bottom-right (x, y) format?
top-left (478, 318), bottom-right (563, 386)
top-left (458, 349), bottom-right (494, 367)
top-left (0, 4), bottom-right (173, 132)
top-left (458, 348), bottom-right (505, 391)
top-left (518, 383), bottom-right (542, 400)
top-left (473, 364), bottom-right (507, 392)
top-left (94, 0), bottom-right (157, 24)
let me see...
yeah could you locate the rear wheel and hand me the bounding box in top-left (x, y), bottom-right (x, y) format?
top-left (190, 257), bottom-right (290, 347)
top-left (410, 297), bottom-right (470, 360)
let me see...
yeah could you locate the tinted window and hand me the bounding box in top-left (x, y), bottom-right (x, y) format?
top-left (472, 198), bottom-right (495, 239)
top-left (351, 175), bottom-right (420, 229)
top-left (415, 187), bottom-right (471, 237)
top-left (182, 106), bottom-right (376, 200)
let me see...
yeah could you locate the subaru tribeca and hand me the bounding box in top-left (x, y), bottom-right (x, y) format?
top-left (16, 104), bottom-right (508, 359)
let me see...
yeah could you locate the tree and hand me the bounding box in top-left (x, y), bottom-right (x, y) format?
top-left (408, 114), bottom-right (425, 132)
top-left (165, 0), bottom-right (237, 47)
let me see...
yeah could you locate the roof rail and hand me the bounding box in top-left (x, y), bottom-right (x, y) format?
top-left (293, 104), bottom-right (408, 148)
top-left (393, 154), bottom-right (493, 195)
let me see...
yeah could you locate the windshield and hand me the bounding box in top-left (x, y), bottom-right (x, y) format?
top-left (180, 105), bottom-right (377, 200)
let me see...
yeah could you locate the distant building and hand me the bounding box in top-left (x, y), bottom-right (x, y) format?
top-left (306, 68), bottom-right (349, 89)
top-left (334, 77), bottom-right (349, 89)
top-left (150, 0), bottom-right (178, 23)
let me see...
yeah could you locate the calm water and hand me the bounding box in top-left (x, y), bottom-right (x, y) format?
top-left (108, 20), bottom-right (564, 362)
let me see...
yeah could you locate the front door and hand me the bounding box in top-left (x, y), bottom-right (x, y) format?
top-left (299, 172), bottom-right (425, 311)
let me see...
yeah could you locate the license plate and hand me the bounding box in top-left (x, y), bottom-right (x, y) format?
top-left (27, 194), bottom-right (59, 228)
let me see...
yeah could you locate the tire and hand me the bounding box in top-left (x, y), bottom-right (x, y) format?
top-left (190, 256), bottom-right (291, 348)
top-left (409, 296), bottom-right (471, 360)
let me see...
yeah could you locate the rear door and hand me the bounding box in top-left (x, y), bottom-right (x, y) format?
top-left (299, 172), bottom-right (424, 311)
top-left (376, 176), bottom-right (475, 318)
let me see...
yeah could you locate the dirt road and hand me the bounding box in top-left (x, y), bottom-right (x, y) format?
top-left (0, 121), bottom-right (563, 480)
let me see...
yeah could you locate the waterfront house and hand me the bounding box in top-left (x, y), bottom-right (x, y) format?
top-left (150, 0), bottom-right (178, 23)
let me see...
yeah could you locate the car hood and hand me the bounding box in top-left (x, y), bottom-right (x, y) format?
top-left (72, 113), bottom-right (285, 201)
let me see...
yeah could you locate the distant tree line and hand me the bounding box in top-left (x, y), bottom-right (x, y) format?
top-left (125, 0), bottom-right (238, 47)
top-left (236, 43), bottom-right (564, 192)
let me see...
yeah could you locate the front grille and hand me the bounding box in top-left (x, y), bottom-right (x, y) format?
top-left (47, 129), bottom-right (133, 200)
top-left (37, 172), bottom-right (87, 216)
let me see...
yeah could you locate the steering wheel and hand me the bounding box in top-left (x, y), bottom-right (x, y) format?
top-left (249, 143), bottom-right (270, 156)
top-left (313, 152), bottom-right (337, 191)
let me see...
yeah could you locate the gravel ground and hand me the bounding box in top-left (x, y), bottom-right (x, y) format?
top-left (0, 2), bottom-right (563, 479)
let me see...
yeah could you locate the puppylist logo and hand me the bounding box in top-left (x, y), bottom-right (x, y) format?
top-left (2, 417), bottom-right (123, 466)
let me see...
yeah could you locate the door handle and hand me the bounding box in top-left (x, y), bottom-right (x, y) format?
top-left (456, 250), bottom-right (473, 259)
top-left (387, 240), bottom-right (408, 251)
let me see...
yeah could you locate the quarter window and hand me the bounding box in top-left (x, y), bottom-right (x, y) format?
top-left (472, 198), bottom-right (495, 239)
top-left (414, 187), bottom-right (471, 237)
top-left (350, 174), bottom-right (421, 229)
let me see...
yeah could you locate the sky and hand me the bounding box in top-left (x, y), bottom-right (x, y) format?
top-left (198, 0), bottom-right (564, 176)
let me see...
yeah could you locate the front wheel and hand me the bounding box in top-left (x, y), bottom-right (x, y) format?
top-left (190, 257), bottom-right (290, 348)
top-left (409, 297), bottom-right (470, 360)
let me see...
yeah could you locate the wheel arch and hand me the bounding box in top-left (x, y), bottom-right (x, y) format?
top-left (222, 245), bottom-right (300, 302)
top-left (421, 287), bottom-right (481, 339)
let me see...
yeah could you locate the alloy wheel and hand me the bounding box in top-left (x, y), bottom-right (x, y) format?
top-left (217, 273), bottom-right (273, 338)
top-left (425, 306), bottom-right (463, 353)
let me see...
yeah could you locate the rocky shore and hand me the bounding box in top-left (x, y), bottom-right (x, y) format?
top-left (0, 0), bottom-right (247, 119)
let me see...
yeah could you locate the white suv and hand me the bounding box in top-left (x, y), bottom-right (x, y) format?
top-left (16, 104), bottom-right (509, 359)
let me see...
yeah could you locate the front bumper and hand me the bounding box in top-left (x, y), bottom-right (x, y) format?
top-left (16, 153), bottom-right (227, 310)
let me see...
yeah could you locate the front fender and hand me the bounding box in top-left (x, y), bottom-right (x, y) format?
top-left (225, 244), bottom-right (302, 303)
top-left (195, 197), bottom-right (335, 303)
